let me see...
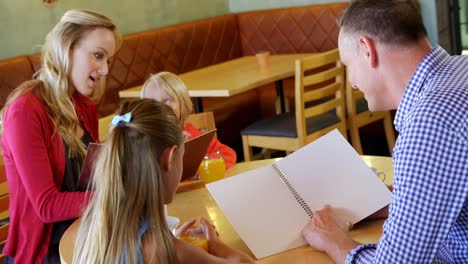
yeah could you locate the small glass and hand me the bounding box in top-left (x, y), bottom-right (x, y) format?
top-left (178, 233), bottom-right (209, 252)
top-left (256, 50), bottom-right (270, 69)
top-left (166, 215), bottom-right (180, 235)
top-left (198, 151), bottom-right (225, 184)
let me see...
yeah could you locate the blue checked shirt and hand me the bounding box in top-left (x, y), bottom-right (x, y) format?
top-left (346, 46), bottom-right (468, 263)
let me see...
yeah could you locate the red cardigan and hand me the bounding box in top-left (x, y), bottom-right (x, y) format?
top-left (184, 123), bottom-right (236, 168)
top-left (1, 85), bottom-right (97, 263)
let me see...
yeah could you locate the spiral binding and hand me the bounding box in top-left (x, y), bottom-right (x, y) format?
top-left (272, 163), bottom-right (314, 218)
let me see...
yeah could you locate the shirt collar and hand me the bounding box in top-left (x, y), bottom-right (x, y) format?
top-left (394, 45), bottom-right (449, 131)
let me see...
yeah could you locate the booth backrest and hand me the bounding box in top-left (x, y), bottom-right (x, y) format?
top-left (237, 3), bottom-right (347, 55)
top-left (0, 56), bottom-right (35, 108)
top-left (0, 4), bottom-right (348, 116)
top-left (100, 14), bottom-right (242, 116)
top-left (0, 3), bottom-right (347, 159)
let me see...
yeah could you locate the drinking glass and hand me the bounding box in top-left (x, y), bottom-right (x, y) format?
top-left (198, 151), bottom-right (225, 184)
top-left (178, 233), bottom-right (209, 252)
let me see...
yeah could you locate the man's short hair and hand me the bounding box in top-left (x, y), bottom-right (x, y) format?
top-left (340, 0), bottom-right (427, 45)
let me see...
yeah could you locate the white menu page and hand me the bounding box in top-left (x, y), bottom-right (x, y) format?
top-left (206, 129), bottom-right (392, 259)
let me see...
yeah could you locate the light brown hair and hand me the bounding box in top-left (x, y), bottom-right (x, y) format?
top-left (73, 98), bottom-right (184, 263)
top-left (141, 71), bottom-right (193, 125)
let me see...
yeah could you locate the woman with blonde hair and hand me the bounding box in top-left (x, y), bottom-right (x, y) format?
top-left (141, 71), bottom-right (237, 169)
top-left (0, 9), bottom-right (120, 263)
top-left (74, 98), bottom-right (253, 263)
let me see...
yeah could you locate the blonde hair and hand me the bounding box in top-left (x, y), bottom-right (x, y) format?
top-left (73, 98), bottom-right (184, 263)
top-left (140, 71), bottom-right (193, 125)
top-left (0, 9), bottom-right (121, 158)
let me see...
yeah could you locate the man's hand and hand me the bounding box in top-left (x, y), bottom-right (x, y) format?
top-left (301, 205), bottom-right (360, 264)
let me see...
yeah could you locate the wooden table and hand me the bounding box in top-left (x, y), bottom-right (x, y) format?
top-left (119, 54), bottom-right (312, 112)
top-left (60, 155), bottom-right (393, 263)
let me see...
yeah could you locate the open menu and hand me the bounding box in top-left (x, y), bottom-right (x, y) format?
top-left (206, 129), bottom-right (392, 259)
top-left (78, 129), bottom-right (216, 188)
top-left (181, 129), bottom-right (216, 181)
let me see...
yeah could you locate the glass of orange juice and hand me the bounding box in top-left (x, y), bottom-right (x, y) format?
top-left (198, 151), bottom-right (225, 184)
top-left (178, 234), bottom-right (209, 252)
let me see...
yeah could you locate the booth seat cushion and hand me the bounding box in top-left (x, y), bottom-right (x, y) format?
top-left (356, 97), bottom-right (369, 114)
top-left (237, 2), bottom-right (347, 55)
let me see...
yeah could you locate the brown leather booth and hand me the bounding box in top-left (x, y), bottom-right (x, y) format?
top-left (0, 3), bottom-right (347, 159)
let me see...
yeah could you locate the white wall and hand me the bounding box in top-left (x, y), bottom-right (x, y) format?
top-left (0, 0), bottom-right (229, 59)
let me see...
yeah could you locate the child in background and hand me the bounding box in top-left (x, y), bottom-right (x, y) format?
top-left (141, 71), bottom-right (236, 169)
top-left (73, 99), bottom-right (253, 263)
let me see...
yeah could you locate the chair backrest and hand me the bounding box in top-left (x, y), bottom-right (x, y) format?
top-left (98, 114), bottom-right (115, 142)
top-left (295, 49), bottom-right (347, 145)
top-left (0, 154), bottom-right (9, 263)
top-left (186, 112), bottom-right (217, 138)
top-left (345, 74), bottom-right (396, 155)
top-left (346, 81), bottom-right (367, 116)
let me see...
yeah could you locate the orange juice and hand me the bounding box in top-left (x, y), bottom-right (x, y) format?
top-left (178, 235), bottom-right (209, 252)
top-left (198, 158), bottom-right (225, 184)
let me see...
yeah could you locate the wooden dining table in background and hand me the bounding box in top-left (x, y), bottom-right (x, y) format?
top-left (59, 155), bottom-right (393, 264)
top-left (119, 54), bottom-right (312, 113)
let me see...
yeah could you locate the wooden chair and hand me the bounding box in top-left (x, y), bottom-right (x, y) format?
top-left (98, 114), bottom-right (115, 142)
top-left (241, 49), bottom-right (347, 161)
top-left (345, 81), bottom-right (396, 155)
top-left (0, 155), bottom-right (9, 263)
top-left (176, 112), bottom-right (216, 193)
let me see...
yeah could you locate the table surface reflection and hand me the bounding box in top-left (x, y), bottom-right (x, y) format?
top-left (167, 155), bottom-right (393, 263)
top-left (60, 155), bottom-right (393, 263)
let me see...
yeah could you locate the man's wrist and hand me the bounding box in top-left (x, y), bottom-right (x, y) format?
top-left (326, 237), bottom-right (360, 264)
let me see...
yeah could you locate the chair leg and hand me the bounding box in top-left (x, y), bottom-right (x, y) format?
top-left (339, 126), bottom-right (348, 140)
top-left (275, 96), bottom-right (291, 114)
top-left (349, 124), bottom-right (363, 155)
top-left (242, 136), bottom-right (253, 161)
top-left (259, 148), bottom-right (272, 159)
top-left (383, 113), bottom-right (396, 156)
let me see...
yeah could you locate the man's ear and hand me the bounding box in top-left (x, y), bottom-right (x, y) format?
top-left (160, 145), bottom-right (178, 171)
top-left (358, 36), bottom-right (378, 68)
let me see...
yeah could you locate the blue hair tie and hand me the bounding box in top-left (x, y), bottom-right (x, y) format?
top-left (111, 112), bottom-right (132, 128)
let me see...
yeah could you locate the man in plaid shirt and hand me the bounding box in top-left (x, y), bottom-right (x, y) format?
top-left (301, 0), bottom-right (468, 263)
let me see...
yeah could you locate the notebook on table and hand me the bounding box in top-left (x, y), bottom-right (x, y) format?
top-left (206, 129), bottom-right (392, 259)
top-left (78, 129), bottom-right (216, 188)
